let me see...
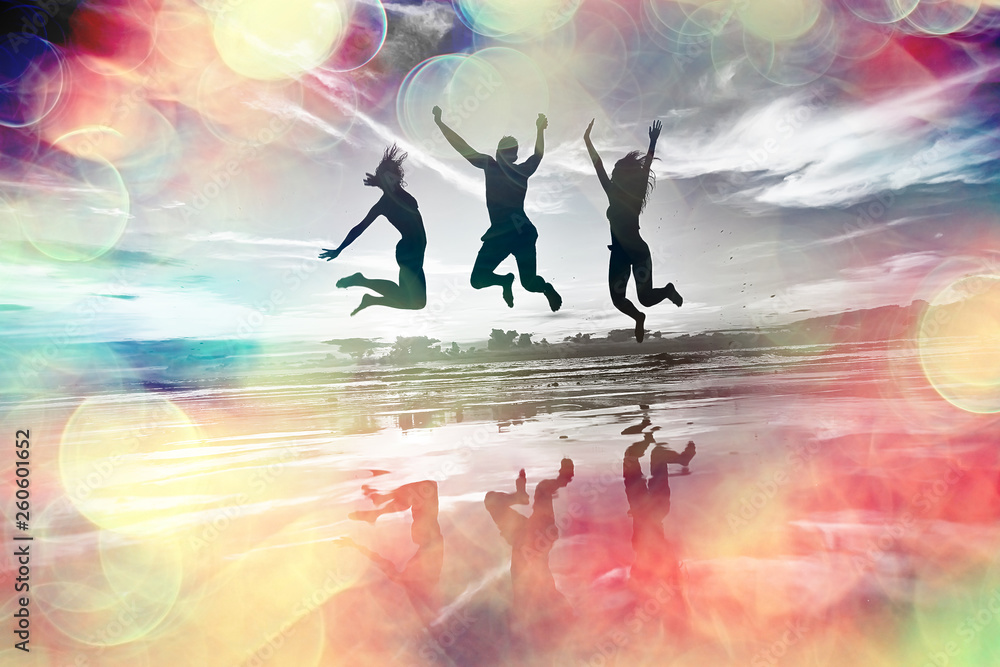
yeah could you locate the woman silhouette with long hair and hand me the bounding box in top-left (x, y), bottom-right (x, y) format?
top-left (584, 120), bottom-right (682, 342)
top-left (320, 145), bottom-right (427, 316)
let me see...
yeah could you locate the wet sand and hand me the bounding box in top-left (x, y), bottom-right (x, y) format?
top-left (2, 343), bottom-right (998, 665)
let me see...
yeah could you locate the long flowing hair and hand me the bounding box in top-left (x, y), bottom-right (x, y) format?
top-left (612, 151), bottom-right (656, 212)
top-left (376, 144), bottom-right (408, 187)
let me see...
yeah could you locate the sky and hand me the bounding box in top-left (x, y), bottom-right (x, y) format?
top-left (2, 0), bottom-right (1000, 346)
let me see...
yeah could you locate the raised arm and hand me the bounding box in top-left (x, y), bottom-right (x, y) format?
top-left (519, 113), bottom-right (548, 176)
top-left (583, 119), bottom-right (611, 193)
top-left (319, 201), bottom-right (382, 260)
top-left (641, 120), bottom-right (661, 188)
top-left (432, 106), bottom-right (488, 168)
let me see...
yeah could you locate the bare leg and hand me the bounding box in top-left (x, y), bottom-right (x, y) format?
top-left (532, 458), bottom-right (574, 516)
top-left (610, 247), bottom-right (645, 341)
top-left (513, 244), bottom-right (561, 312)
top-left (345, 267), bottom-right (427, 316)
top-left (486, 469), bottom-right (530, 509)
top-left (350, 480), bottom-right (438, 524)
top-left (485, 471), bottom-right (530, 546)
top-left (633, 253), bottom-right (682, 308)
top-left (471, 241), bottom-right (515, 307)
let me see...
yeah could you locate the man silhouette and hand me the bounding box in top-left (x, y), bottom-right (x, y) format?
top-left (433, 106), bottom-right (562, 311)
top-left (484, 459), bottom-right (575, 650)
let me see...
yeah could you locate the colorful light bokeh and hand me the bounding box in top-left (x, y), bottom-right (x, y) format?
top-left (1, 0), bottom-right (1000, 665)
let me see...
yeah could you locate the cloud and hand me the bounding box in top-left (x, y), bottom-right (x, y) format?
top-left (654, 67), bottom-right (1000, 210)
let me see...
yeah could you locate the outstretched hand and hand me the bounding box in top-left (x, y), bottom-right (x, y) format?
top-left (649, 119), bottom-right (662, 143)
top-left (319, 248), bottom-right (341, 261)
top-left (363, 172), bottom-right (378, 187)
top-left (432, 105), bottom-right (442, 122)
top-left (536, 113), bottom-right (548, 130)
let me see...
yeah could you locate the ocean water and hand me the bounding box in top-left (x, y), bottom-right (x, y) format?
top-left (2, 343), bottom-right (998, 665)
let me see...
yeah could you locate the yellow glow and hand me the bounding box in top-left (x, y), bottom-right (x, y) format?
top-left (739, 0), bottom-right (823, 41)
top-left (213, 0), bottom-right (344, 80)
top-left (59, 395), bottom-right (206, 535)
top-left (15, 141), bottom-right (130, 263)
top-left (919, 274), bottom-right (1000, 413)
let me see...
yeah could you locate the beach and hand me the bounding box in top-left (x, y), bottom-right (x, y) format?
top-left (2, 341), bottom-right (998, 665)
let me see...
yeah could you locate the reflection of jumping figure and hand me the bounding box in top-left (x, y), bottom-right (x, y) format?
top-left (484, 460), bottom-right (575, 649)
top-left (623, 435), bottom-right (695, 634)
top-left (338, 480), bottom-right (442, 620)
top-left (433, 106), bottom-right (561, 312)
top-left (320, 145), bottom-right (427, 317)
top-left (584, 120), bottom-right (683, 342)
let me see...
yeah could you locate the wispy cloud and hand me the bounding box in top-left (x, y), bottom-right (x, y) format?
top-left (654, 66), bottom-right (1000, 209)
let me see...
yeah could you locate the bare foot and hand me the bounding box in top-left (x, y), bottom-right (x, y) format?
top-left (350, 294), bottom-right (375, 317)
top-left (678, 440), bottom-right (696, 467)
top-left (337, 272), bottom-right (364, 289)
top-left (543, 283), bottom-right (562, 312)
top-left (635, 312), bottom-right (646, 343)
top-left (501, 273), bottom-right (515, 308)
top-left (665, 283), bottom-right (683, 307)
top-left (361, 485), bottom-right (389, 505)
top-left (514, 469), bottom-right (529, 504)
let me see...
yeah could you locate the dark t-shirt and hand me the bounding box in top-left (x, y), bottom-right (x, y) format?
top-left (473, 153), bottom-right (541, 238)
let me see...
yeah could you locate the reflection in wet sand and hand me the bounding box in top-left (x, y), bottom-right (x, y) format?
top-left (3, 346), bottom-right (999, 664)
top-left (485, 459), bottom-right (576, 656)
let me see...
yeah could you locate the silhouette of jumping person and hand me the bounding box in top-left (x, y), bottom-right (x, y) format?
top-left (320, 145), bottom-right (427, 316)
top-left (338, 480), bottom-right (443, 623)
top-left (484, 459), bottom-right (575, 651)
top-left (584, 120), bottom-right (683, 342)
top-left (623, 434), bottom-right (695, 639)
top-left (433, 106), bottom-right (562, 312)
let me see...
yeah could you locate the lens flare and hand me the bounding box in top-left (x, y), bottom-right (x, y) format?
top-left (35, 501), bottom-right (183, 646)
top-left (905, 0), bottom-right (981, 34)
top-left (454, 0), bottom-right (582, 41)
top-left (212, 0), bottom-right (345, 80)
top-left (0, 36), bottom-right (64, 129)
top-left (918, 274), bottom-right (1000, 413)
top-left (15, 140), bottom-right (130, 263)
top-left (58, 394), bottom-right (205, 535)
top-left (325, 0), bottom-right (387, 72)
